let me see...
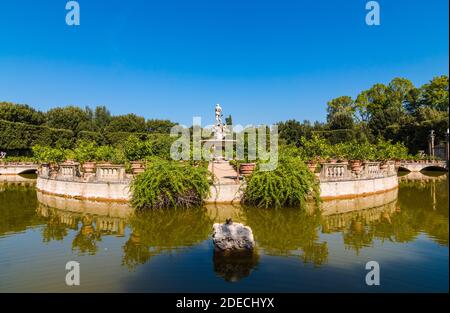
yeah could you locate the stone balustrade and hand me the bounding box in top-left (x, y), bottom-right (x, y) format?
top-left (320, 163), bottom-right (348, 181)
top-left (39, 162), bottom-right (131, 183)
top-left (96, 164), bottom-right (126, 182)
top-left (320, 161), bottom-right (396, 182)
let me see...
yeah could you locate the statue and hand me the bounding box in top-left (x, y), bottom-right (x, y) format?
top-left (215, 104), bottom-right (223, 126)
top-left (213, 104), bottom-right (226, 141)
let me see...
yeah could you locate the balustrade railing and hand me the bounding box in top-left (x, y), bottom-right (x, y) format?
top-left (320, 163), bottom-right (349, 181)
top-left (320, 161), bottom-right (396, 182)
top-left (39, 162), bottom-right (130, 183)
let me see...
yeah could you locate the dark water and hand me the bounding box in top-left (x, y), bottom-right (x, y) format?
top-left (0, 172), bottom-right (448, 292)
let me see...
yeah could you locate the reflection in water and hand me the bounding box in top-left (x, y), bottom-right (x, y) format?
top-left (322, 200), bottom-right (399, 254)
top-left (397, 172), bottom-right (448, 246)
top-left (241, 207), bottom-right (328, 266)
top-left (37, 203), bottom-right (127, 254)
top-left (213, 250), bottom-right (259, 282)
top-left (123, 208), bottom-right (213, 270)
top-left (0, 181), bottom-right (42, 236)
top-left (0, 173), bottom-right (448, 291)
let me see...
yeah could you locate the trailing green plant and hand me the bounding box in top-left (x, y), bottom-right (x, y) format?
top-left (243, 155), bottom-right (320, 209)
top-left (131, 159), bottom-right (212, 210)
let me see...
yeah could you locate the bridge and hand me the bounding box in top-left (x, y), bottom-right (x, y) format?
top-left (0, 162), bottom-right (39, 175)
top-left (399, 160), bottom-right (448, 172)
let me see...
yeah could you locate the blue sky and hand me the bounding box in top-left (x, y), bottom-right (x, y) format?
top-left (0, 0), bottom-right (448, 126)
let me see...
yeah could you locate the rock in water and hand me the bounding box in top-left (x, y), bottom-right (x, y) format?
top-left (212, 221), bottom-right (255, 251)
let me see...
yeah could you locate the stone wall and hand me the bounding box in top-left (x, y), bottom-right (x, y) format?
top-left (36, 163), bottom-right (131, 202)
top-left (36, 161), bottom-right (400, 203)
top-left (319, 161), bottom-right (398, 200)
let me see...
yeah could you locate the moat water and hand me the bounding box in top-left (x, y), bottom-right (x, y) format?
top-left (0, 172), bottom-right (448, 292)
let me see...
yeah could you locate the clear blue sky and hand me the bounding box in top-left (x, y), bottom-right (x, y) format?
top-left (0, 0), bottom-right (448, 126)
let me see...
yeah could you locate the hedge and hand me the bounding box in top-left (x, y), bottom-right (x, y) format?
top-left (0, 119), bottom-right (74, 151)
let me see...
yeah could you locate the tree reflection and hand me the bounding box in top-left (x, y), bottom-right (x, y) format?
top-left (325, 174), bottom-right (449, 253)
top-left (241, 206), bottom-right (328, 266)
top-left (71, 215), bottom-right (102, 255)
top-left (0, 183), bottom-right (42, 236)
top-left (37, 205), bottom-right (79, 243)
top-left (122, 207), bottom-right (212, 270)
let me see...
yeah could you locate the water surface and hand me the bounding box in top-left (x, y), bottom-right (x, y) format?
top-left (0, 172), bottom-right (448, 292)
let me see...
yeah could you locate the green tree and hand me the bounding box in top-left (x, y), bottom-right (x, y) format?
top-left (0, 102), bottom-right (46, 125)
top-left (146, 119), bottom-right (177, 133)
top-left (420, 75), bottom-right (449, 112)
top-left (94, 105), bottom-right (112, 130)
top-left (326, 96), bottom-right (355, 122)
top-left (225, 115), bottom-right (233, 125)
top-left (45, 106), bottom-right (95, 134)
top-left (105, 114), bottom-right (146, 133)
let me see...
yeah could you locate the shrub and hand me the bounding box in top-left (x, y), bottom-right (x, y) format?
top-left (131, 159), bottom-right (211, 209)
top-left (97, 145), bottom-right (126, 163)
top-left (77, 131), bottom-right (104, 145)
top-left (73, 140), bottom-right (97, 163)
top-left (32, 145), bottom-right (67, 163)
top-left (300, 135), bottom-right (331, 161)
top-left (243, 156), bottom-right (320, 208)
top-left (0, 119), bottom-right (74, 151)
top-left (122, 135), bottom-right (154, 161)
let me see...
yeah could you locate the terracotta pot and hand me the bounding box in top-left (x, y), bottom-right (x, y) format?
top-left (49, 163), bottom-right (59, 177)
top-left (98, 161), bottom-right (113, 166)
top-left (318, 158), bottom-right (326, 164)
top-left (130, 161), bottom-right (146, 175)
top-left (239, 163), bottom-right (256, 176)
top-left (328, 158), bottom-right (337, 164)
top-left (82, 161), bottom-right (96, 173)
top-left (350, 160), bottom-right (362, 174)
top-left (307, 161), bottom-right (317, 173)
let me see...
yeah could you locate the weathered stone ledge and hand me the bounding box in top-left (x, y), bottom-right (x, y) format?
top-left (35, 160), bottom-right (400, 203)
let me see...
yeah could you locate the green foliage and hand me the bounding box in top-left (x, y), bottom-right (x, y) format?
top-left (0, 119), bottom-right (74, 151)
top-left (95, 145), bottom-right (126, 163)
top-left (72, 140), bottom-right (125, 163)
top-left (131, 159), bottom-right (211, 210)
top-left (0, 102), bottom-right (46, 125)
top-left (73, 140), bottom-right (97, 163)
top-left (243, 156), bottom-right (320, 208)
top-left (278, 119), bottom-right (326, 147)
top-left (300, 134), bottom-right (331, 160)
top-left (0, 103), bottom-right (178, 158)
top-left (326, 96), bottom-right (355, 122)
top-left (46, 106), bottom-right (95, 134)
top-left (77, 131), bottom-right (104, 145)
top-left (105, 114), bottom-right (147, 133)
top-left (122, 135), bottom-right (154, 161)
top-left (121, 134), bottom-right (175, 161)
top-left (374, 139), bottom-right (409, 161)
top-left (146, 119), bottom-right (177, 133)
top-left (32, 145), bottom-right (67, 163)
